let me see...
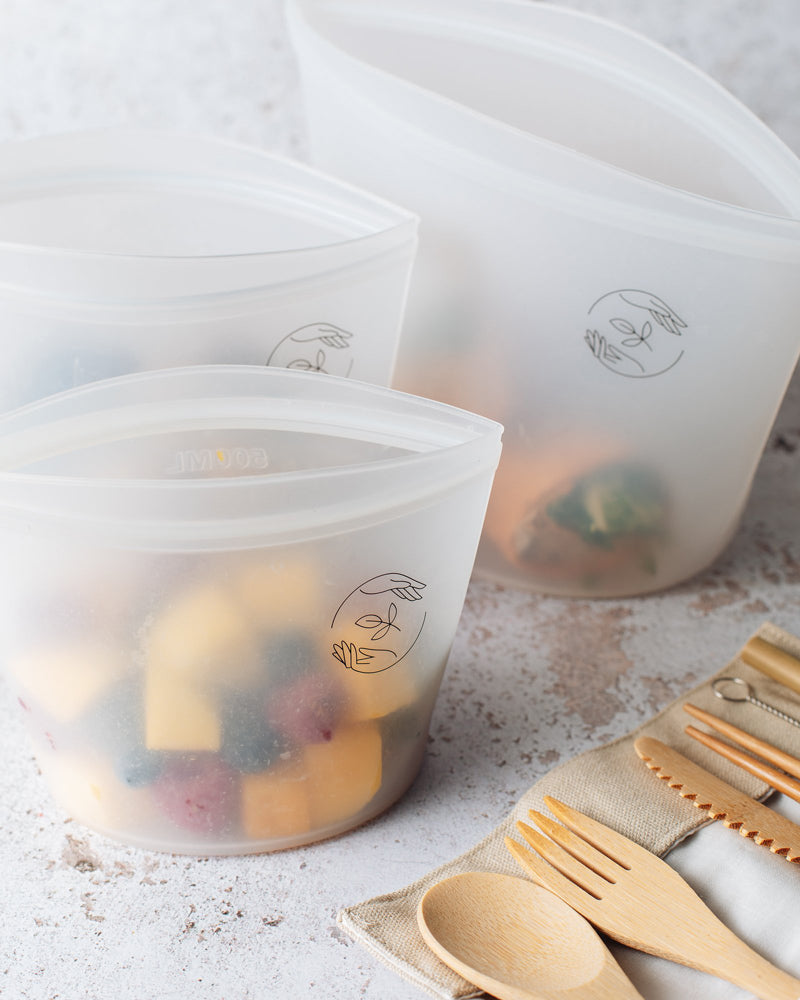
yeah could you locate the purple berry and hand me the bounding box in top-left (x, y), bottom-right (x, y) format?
top-left (153, 756), bottom-right (238, 835)
top-left (267, 673), bottom-right (342, 745)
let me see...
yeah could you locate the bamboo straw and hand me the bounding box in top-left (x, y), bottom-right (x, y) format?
top-left (740, 636), bottom-right (800, 697)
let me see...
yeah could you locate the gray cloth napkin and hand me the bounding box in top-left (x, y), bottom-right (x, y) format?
top-left (337, 622), bottom-right (800, 999)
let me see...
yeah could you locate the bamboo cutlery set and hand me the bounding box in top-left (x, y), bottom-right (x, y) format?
top-left (416, 635), bottom-right (800, 999)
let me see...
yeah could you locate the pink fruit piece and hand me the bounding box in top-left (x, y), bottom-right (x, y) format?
top-left (153, 756), bottom-right (238, 835)
top-left (267, 672), bottom-right (342, 745)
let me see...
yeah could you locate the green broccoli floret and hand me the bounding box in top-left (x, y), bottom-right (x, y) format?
top-left (546, 462), bottom-right (666, 548)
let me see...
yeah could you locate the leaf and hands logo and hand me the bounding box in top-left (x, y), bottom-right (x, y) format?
top-left (330, 573), bottom-right (427, 675)
top-left (585, 289), bottom-right (687, 378)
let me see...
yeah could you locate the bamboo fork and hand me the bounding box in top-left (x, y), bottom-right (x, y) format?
top-left (505, 796), bottom-right (800, 1000)
top-left (684, 702), bottom-right (800, 804)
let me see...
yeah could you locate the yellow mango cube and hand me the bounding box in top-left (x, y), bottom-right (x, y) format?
top-left (147, 581), bottom-right (258, 686)
top-left (240, 762), bottom-right (311, 841)
top-left (145, 668), bottom-right (221, 751)
top-left (329, 645), bottom-right (419, 721)
top-left (305, 723), bottom-right (382, 829)
top-left (234, 557), bottom-right (321, 628)
top-left (36, 748), bottom-right (158, 832)
top-left (9, 641), bottom-right (124, 722)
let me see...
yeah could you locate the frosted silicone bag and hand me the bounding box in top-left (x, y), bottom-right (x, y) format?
top-left (0, 366), bottom-right (501, 854)
top-left (0, 128), bottom-right (418, 408)
top-left (287, 0), bottom-right (800, 597)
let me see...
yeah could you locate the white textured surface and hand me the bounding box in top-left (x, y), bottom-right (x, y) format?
top-left (1, 2), bottom-right (800, 998)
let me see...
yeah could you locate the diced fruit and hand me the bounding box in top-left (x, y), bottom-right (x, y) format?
top-left (153, 756), bottom-right (238, 835)
top-left (8, 641), bottom-right (124, 722)
top-left (220, 692), bottom-right (286, 773)
top-left (240, 761), bottom-right (311, 840)
top-left (80, 676), bottom-right (143, 751)
top-left (336, 661), bottom-right (419, 722)
top-left (114, 746), bottom-right (166, 788)
top-left (146, 581), bottom-right (258, 685)
top-left (17, 543), bottom-right (428, 852)
top-left (305, 723), bottom-right (382, 829)
top-left (234, 558), bottom-right (321, 627)
top-left (267, 672), bottom-right (343, 744)
top-left (36, 745), bottom-right (157, 831)
top-left (261, 630), bottom-right (319, 683)
top-left (145, 668), bottom-right (221, 751)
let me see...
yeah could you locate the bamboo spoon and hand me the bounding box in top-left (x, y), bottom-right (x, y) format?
top-left (417, 871), bottom-right (644, 1000)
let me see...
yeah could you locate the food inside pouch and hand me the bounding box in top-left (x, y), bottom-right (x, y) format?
top-left (485, 442), bottom-right (669, 590)
top-left (9, 552), bottom-right (437, 852)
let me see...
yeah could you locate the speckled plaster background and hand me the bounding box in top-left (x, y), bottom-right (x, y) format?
top-left (0, 2), bottom-right (799, 998)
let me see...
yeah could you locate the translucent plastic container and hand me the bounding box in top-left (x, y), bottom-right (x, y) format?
top-left (287, 0), bottom-right (800, 597)
top-left (0, 128), bottom-right (418, 409)
top-left (0, 366), bottom-right (501, 854)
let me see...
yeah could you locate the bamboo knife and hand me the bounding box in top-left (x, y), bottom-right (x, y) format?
top-left (634, 736), bottom-right (800, 863)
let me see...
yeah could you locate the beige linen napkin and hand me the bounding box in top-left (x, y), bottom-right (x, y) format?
top-left (337, 622), bottom-right (800, 999)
